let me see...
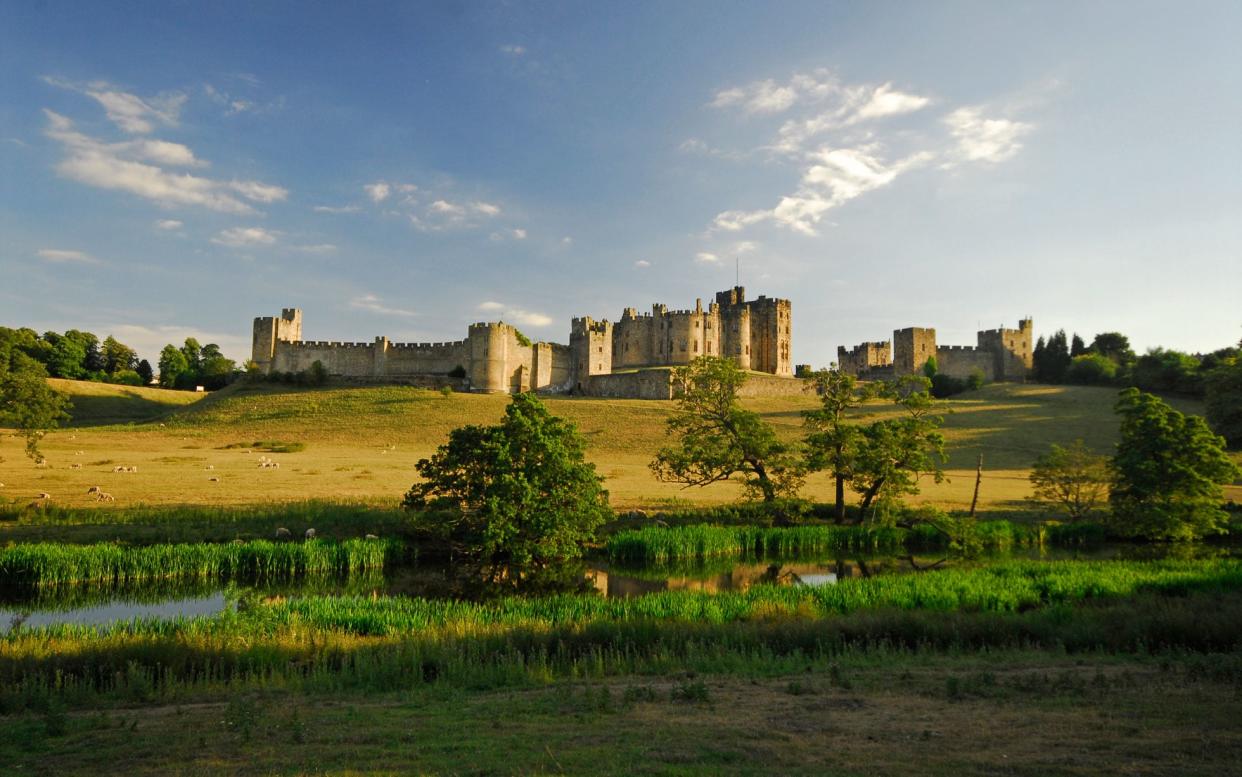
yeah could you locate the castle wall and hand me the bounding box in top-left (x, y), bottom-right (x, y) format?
top-left (977, 319), bottom-right (1033, 380)
top-left (935, 345), bottom-right (996, 381)
top-left (744, 296), bottom-right (792, 376)
top-left (837, 341), bottom-right (891, 376)
top-left (893, 327), bottom-right (937, 375)
top-left (581, 369), bottom-right (812, 400)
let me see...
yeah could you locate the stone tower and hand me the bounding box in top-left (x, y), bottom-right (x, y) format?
top-left (569, 316), bottom-right (613, 391)
top-left (892, 326), bottom-right (936, 375)
top-left (251, 308), bottom-right (302, 370)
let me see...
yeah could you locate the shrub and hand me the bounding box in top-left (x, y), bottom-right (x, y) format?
top-left (1066, 354), bottom-right (1118, 386)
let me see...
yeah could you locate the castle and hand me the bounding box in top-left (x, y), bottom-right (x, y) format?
top-left (251, 287), bottom-right (797, 398)
top-left (837, 319), bottom-right (1033, 382)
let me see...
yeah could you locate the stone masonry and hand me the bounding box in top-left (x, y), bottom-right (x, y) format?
top-left (838, 319), bottom-right (1033, 382)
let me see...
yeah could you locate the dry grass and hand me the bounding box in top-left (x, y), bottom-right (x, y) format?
top-left (1, 380), bottom-right (1237, 511)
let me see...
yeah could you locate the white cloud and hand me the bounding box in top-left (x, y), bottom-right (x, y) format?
top-left (45, 76), bottom-right (184, 134)
top-left (313, 204), bottom-right (361, 214)
top-left (364, 181), bottom-right (391, 203)
top-left (290, 243), bottom-right (337, 254)
top-left (772, 82), bottom-right (931, 155)
top-left (634, 259), bottom-right (651, 268)
top-left (695, 252), bottom-right (720, 264)
top-left (712, 69), bottom-right (839, 116)
top-left (734, 240), bottom-right (758, 254)
top-left (131, 139), bottom-right (205, 167)
top-left (155, 219), bottom-right (182, 230)
top-left (350, 294), bottom-right (416, 317)
top-left (43, 111), bottom-right (285, 215)
top-left (37, 248), bottom-right (99, 264)
top-left (712, 210), bottom-right (770, 232)
top-left (511, 228), bottom-right (527, 239)
top-left (429, 199), bottom-right (465, 217)
top-left (944, 107), bottom-right (1032, 164)
top-left (478, 301), bottom-right (552, 328)
top-left (500, 44), bottom-right (527, 56)
top-left (855, 83), bottom-right (931, 121)
top-left (211, 226), bottom-right (279, 248)
top-left (561, 236), bottom-right (573, 245)
top-left (472, 201), bottom-right (501, 216)
top-left (227, 179), bottom-right (288, 203)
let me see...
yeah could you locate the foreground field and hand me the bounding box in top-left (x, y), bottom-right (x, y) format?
top-left (3, 379), bottom-right (1238, 512)
top-left (3, 651), bottom-right (1238, 776)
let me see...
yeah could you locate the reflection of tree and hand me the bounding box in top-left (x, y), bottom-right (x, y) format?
top-left (8, 611), bottom-right (30, 632)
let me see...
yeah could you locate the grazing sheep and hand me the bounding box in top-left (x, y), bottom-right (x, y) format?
top-left (365, 534), bottom-right (379, 540)
top-left (208, 477), bottom-right (220, 482)
top-left (205, 465), bottom-right (214, 470)
top-left (128, 466), bottom-right (138, 473)
top-left (274, 527), bottom-right (292, 540)
top-left (86, 485), bottom-right (101, 494)
top-left (113, 466), bottom-right (126, 473)
top-left (96, 492), bottom-right (115, 502)
top-left (69, 463), bottom-right (82, 470)
top-left (37, 492), bottom-right (51, 500)
top-left (304, 528), bottom-right (316, 540)
top-left (75, 450), bottom-right (84, 456)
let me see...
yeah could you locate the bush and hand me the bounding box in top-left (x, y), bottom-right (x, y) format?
top-left (109, 369), bottom-right (144, 386)
top-left (930, 373), bottom-right (968, 398)
top-left (966, 369), bottom-right (986, 391)
top-left (1066, 354), bottom-right (1118, 386)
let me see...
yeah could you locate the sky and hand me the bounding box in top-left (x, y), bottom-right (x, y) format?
top-left (2, 1), bottom-right (1239, 367)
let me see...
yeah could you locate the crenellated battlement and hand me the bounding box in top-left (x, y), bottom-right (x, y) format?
top-left (840, 318), bottom-right (1034, 383)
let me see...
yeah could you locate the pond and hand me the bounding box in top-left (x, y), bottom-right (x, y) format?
top-left (2, 541), bottom-right (1234, 633)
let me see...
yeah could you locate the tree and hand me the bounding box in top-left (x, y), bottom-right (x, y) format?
top-left (651, 357), bottom-right (803, 502)
top-left (135, 359), bottom-right (154, 386)
top-left (158, 345), bottom-right (190, 388)
top-left (848, 376), bottom-right (947, 516)
top-left (0, 359), bottom-right (71, 462)
top-left (922, 355), bottom-right (938, 379)
top-left (47, 335), bottom-right (87, 379)
top-left (1131, 348), bottom-right (1203, 396)
top-left (180, 338), bottom-right (203, 376)
top-left (1070, 334), bottom-right (1088, 357)
top-left (1109, 388), bottom-right (1240, 540)
top-left (1034, 330), bottom-right (1071, 383)
top-left (402, 393), bottom-right (610, 569)
top-left (102, 335), bottom-right (138, 375)
top-left (1029, 440), bottom-right (1110, 520)
top-left (1205, 356), bottom-right (1242, 448)
top-left (803, 368), bottom-right (876, 520)
top-left (1089, 332), bottom-right (1135, 368)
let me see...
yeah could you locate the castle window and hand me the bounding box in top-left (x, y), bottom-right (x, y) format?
top-left (598, 346), bottom-right (603, 353)
top-left (745, 346), bottom-right (750, 355)
top-left (694, 341), bottom-right (699, 353)
top-left (695, 321), bottom-right (699, 328)
top-left (707, 342), bottom-right (712, 354)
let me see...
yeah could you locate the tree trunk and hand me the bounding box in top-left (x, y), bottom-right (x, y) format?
top-left (859, 478), bottom-right (885, 515)
top-left (969, 453), bottom-right (983, 518)
top-left (834, 475), bottom-right (846, 522)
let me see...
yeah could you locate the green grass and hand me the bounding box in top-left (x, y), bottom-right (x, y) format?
top-left (0, 538), bottom-right (398, 588)
top-left (48, 378), bottom-right (204, 426)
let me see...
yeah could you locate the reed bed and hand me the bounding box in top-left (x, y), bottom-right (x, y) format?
top-left (0, 538), bottom-right (398, 589)
top-left (1, 559), bottom-right (1240, 710)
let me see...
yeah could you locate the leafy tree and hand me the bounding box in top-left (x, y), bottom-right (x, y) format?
top-left (803, 368), bottom-right (875, 520)
top-left (1131, 348), bottom-right (1202, 396)
top-left (135, 359), bottom-right (154, 386)
top-left (848, 375), bottom-right (946, 515)
top-left (47, 335), bottom-right (87, 379)
top-left (922, 355), bottom-right (938, 379)
top-left (1205, 356), bottom-right (1242, 448)
top-left (966, 368), bottom-right (986, 391)
top-left (1070, 334), bottom-right (1087, 357)
top-left (1029, 440), bottom-right (1110, 520)
top-left (65, 330), bottom-right (105, 374)
top-left (102, 335), bottom-right (138, 375)
top-left (402, 393), bottom-right (610, 569)
top-left (1089, 332), bottom-right (1136, 367)
top-left (180, 338), bottom-right (203, 375)
top-left (1109, 388), bottom-right (1239, 540)
top-left (652, 357), bottom-right (803, 502)
top-left (1034, 329), bottom-right (1071, 383)
top-left (158, 345), bottom-right (190, 388)
top-left (1065, 353), bottom-right (1117, 386)
top-left (0, 360), bottom-right (71, 462)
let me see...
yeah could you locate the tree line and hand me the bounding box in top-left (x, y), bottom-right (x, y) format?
top-left (1032, 330), bottom-right (1241, 448)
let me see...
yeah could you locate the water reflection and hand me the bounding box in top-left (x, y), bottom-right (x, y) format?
top-left (2, 593), bottom-right (227, 635)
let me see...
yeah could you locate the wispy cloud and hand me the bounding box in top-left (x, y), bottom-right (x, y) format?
top-left (943, 107), bottom-right (1032, 165)
top-left (351, 294), bottom-right (416, 317)
top-left (634, 259), bottom-right (651, 268)
top-left (289, 243), bottom-right (337, 254)
top-left (695, 252), bottom-right (720, 264)
top-left (500, 44), bottom-right (527, 56)
top-left (364, 181), bottom-right (392, 203)
top-left (477, 301), bottom-right (552, 328)
top-left (37, 248), bottom-right (99, 264)
top-left (705, 69), bottom-right (1032, 236)
top-left (155, 219), bottom-right (183, 230)
top-left (44, 76), bottom-right (185, 134)
top-left (43, 110), bottom-right (286, 214)
top-left (211, 226), bottom-right (279, 248)
top-left (313, 204), bottom-right (361, 214)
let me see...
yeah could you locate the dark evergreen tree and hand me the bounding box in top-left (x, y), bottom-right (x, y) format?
top-left (1070, 334), bottom-right (1087, 357)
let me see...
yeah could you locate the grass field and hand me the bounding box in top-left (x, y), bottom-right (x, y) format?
top-left (1, 379), bottom-right (1238, 513)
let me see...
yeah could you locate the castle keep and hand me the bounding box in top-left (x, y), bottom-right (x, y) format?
top-left (252, 287), bottom-right (796, 398)
top-left (837, 319), bottom-right (1033, 382)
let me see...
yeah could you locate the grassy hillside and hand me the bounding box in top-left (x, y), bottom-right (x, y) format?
top-left (48, 378), bottom-right (205, 426)
top-left (2, 379), bottom-right (1237, 511)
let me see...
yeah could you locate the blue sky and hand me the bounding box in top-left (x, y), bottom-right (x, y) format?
top-left (2, 1), bottom-right (1239, 366)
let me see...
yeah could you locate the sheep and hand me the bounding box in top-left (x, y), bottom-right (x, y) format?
top-left (37, 492), bottom-right (51, 500)
top-left (365, 534), bottom-right (379, 540)
top-left (86, 485), bottom-right (101, 494)
top-left (96, 492), bottom-right (115, 502)
top-left (69, 463), bottom-right (82, 470)
top-left (304, 528), bottom-right (317, 540)
top-left (208, 476), bottom-right (221, 482)
top-left (274, 527), bottom-right (292, 540)
top-left (75, 450), bottom-right (84, 456)
top-left (113, 466), bottom-right (126, 473)
top-left (205, 465), bottom-right (214, 471)
top-left (127, 466), bottom-right (138, 473)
